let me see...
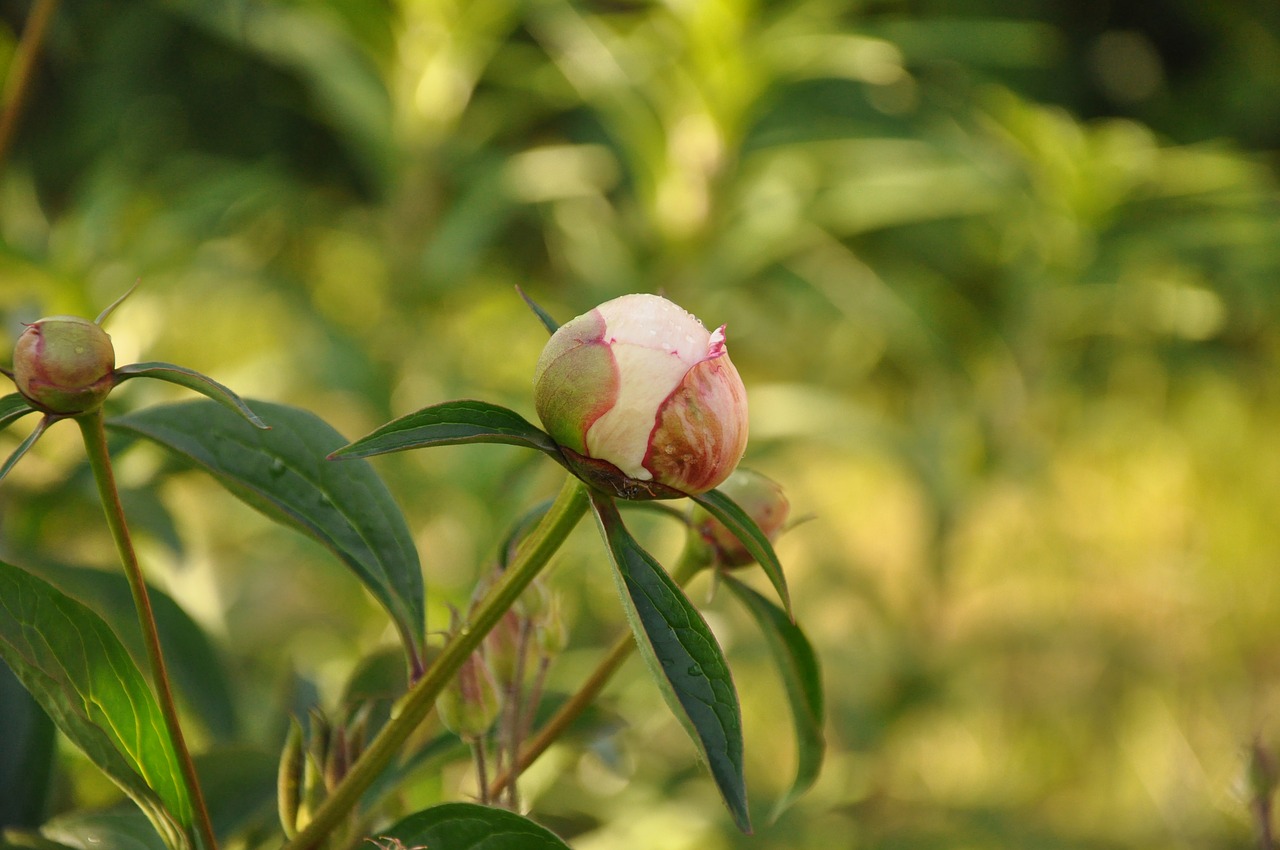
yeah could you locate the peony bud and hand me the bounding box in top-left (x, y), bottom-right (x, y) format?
top-left (533, 294), bottom-right (748, 499)
top-left (12, 316), bottom-right (116, 415)
top-left (435, 648), bottom-right (502, 741)
top-left (691, 468), bottom-right (789, 568)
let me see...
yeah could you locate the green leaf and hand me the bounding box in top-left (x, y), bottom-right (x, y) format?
top-left (194, 747), bottom-right (278, 843)
top-left (113, 363), bottom-right (268, 430)
top-left (0, 660), bottom-right (56, 829)
top-left (29, 562), bottom-right (238, 742)
top-left (588, 492), bottom-right (751, 833)
top-left (691, 488), bottom-right (792, 619)
top-left (0, 561), bottom-right (191, 850)
top-left (721, 574), bottom-right (825, 821)
top-left (41, 807), bottom-right (169, 850)
top-left (108, 400), bottom-right (426, 672)
top-left (380, 802), bottom-right (571, 850)
top-left (0, 392), bottom-right (37, 431)
top-left (331, 399), bottom-right (562, 461)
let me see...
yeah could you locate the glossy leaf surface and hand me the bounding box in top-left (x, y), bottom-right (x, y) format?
top-left (589, 492), bottom-right (750, 832)
top-left (0, 561), bottom-right (191, 849)
top-left (109, 400), bottom-right (426, 670)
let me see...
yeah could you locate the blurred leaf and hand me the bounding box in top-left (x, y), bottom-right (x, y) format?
top-left (721, 573), bottom-right (825, 821)
top-left (0, 394), bottom-right (36, 430)
top-left (588, 492), bottom-right (750, 833)
top-left (380, 802), bottom-right (571, 850)
top-left (114, 363), bottom-right (268, 430)
top-left (0, 561), bottom-right (191, 850)
top-left (691, 488), bottom-right (791, 619)
top-left (194, 747), bottom-right (277, 843)
top-left (332, 400), bottom-right (561, 461)
top-left (109, 400), bottom-right (426, 673)
top-left (0, 661), bottom-right (55, 829)
top-left (41, 807), bottom-right (168, 850)
top-left (29, 562), bottom-right (237, 742)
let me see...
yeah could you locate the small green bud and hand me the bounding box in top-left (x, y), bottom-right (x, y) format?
top-left (12, 316), bottom-right (116, 415)
top-left (436, 648), bottom-right (502, 740)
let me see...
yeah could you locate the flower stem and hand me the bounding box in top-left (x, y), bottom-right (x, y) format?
top-left (77, 410), bottom-right (218, 850)
top-left (486, 539), bottom-right (709, 800)
top-left (282, 476), bottom-right (589, 850)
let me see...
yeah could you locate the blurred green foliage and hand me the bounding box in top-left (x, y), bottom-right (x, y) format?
top-left (3, 0), bottom-right (1280, 847)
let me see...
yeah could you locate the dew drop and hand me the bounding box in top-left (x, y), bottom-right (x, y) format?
top-left (269, 458), bottom-right (286, 476)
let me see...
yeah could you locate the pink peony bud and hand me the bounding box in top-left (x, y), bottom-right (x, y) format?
top-left (12, 316), bottom-right (116, 415)
top-left (692, 469), bottom-right (789, 568)
top-left (533, 294), bottom-right (748, 499)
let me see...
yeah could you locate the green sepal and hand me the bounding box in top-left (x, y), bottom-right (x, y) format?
top-left (114, 362), bottom-right (268, 430)
top-left (331, 399), bottom-right (563, 461)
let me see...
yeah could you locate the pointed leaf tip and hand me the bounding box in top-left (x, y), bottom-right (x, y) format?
top-left (114, 363), bottom-right (268, 430)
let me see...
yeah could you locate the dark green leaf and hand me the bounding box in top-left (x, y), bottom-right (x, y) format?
top-left (194, 747), bottom-right (278, 843)
top-left (29, 563), bottom-right (237, 742)
top-left (331, 399), bottom-right (561, 461)
top-left (0, 393), bottom-right (37, 431)
top-left (516, 286), bottom-right (561, 335)
top-left (41, 807), bottom-right (169, 850)
top-left (691, 488), bottom-right (792, 619)
top-left (109, 401), bottom-right (425, 672)
top-left (0, 660), bottom-right (55, 829)
top-left (0, 561), bottom-right (191, 850)
top-left (721, 574), bottom-right (825, 821)
top-left (588, 492), bottom-right (751, 833)
top-left (113, 363), bottom-right (268, 430)
top-left (380, 803), bottom-right (571, 850)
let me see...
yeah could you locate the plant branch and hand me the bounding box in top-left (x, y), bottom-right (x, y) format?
top-left (0, 0), bottom-right (60, 174)
top-left (282, 476), bottom-right (589, 850)
top-left (77, 410), bottom-right (218, 850)
top-left (486, 540), bottom-right (709, 800)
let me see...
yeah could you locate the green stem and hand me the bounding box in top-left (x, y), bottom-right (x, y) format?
top-left (77, 410), bottom-right (218, 850)
top-left (486, 539), bottom-right (710, 800)
top-left (0, 0), bottom-right (59, 174)
top-left (283, 476), bottom-right (589, 850)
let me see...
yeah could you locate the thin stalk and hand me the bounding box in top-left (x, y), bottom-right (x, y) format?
top-left (282, 476), bottom-right (589, 850)
top-left (78, 410), bottom-right (218, 850)
top-left (0, 0), bottom-right (60, 173)
top-left (486, 541), bottom-right (709, 800)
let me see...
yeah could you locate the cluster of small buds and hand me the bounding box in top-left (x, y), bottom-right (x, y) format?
top-left (435, 575), bottom-right (567, 753)
top-left (278, 706), bottom-right (372, 838)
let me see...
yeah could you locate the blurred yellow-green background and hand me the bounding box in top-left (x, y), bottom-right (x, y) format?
top-left (4, 1), bottom-right (1280, 848)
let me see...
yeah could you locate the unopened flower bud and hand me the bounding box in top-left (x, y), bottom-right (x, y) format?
top-left (12, 316), bottom-right (116, 415)
top-left (533, 294), bottom-right (748, 499)
top-left (692, 469), bottom-right (789, 568)
top-left (435, 649), bottom-right (501, 740)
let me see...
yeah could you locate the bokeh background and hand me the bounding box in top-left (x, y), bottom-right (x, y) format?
top-left (3, 1), bottom-right (1280, 848)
